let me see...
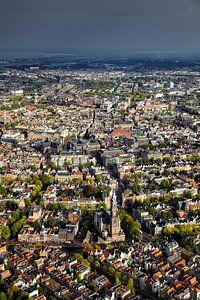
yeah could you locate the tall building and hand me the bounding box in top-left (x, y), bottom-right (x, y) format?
top-left (94, 189), bottom-right (125, 242)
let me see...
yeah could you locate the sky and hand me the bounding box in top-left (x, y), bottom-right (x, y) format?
top-left (0, 0), bottom-right (200, 57)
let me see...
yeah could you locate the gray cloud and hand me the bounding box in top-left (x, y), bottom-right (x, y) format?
top-left (0, 0), bottom-right (200, 55)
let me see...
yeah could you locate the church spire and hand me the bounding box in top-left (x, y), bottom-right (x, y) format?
top-left (111, 189), bottom-right (118, 217)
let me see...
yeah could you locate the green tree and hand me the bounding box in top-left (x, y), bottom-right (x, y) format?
top-left (82, 259), bottom-right (90, 268)
top-left (108, 266), bottom-right (115, 277)
top-left (149, 236), bottom-right (157, 243)
top-left (6, 201), bottom-right (18, 210)
top-left (148, 182), bottom-right (159, 191)
top-left (97, 202), bottom-right (106, 209)
top-left (60, 203), bottom-right (66, 211)
top-left (127, 278), bottom-right (135, 294)
top-left (1, 225), bottom-right (11, 239)
top-left (29, 165), bottom-right (37, 171)
top-left (163, 226), bottom-right (176, 236)
top-left (94, 260), bottom-right (100, 269)
top-left (118, 210), bottom-right (141, 238)
top-left (160, 179), bottom-right (171, 189)
top-left (75, 273), bottom-right (82, 282)
top-left (45, 216), bottom-right (56, 228)
top-left (12, 210), bottom-right (21, 221)
top-left (50, 161), bottom-right (57, 170)
top-left (0, 292), bottom-right (7, 300)
top-left (0, 186), bottom-right (7, 196)
top-left (96, 175), bottom-right (103, 183)
top-left (132, 182), bottom-right (141, 194)
top-left (7, 217), bottom-right (16, 226)
top-left (33, 220), bottom-right (41, 231)
top-left (40, 174), bottom-right (54, 187)
top-left (11, 216), bottom-right (26, 237)
top-left (115, 271), bottom-right (121, 284)
top-left (74, 253), bottom-right (83, 262)
top-left (24, 198), bottom-right (31, 207)
top-left (148, 207), bottom-right (158, 218)
top-left (51, 203), bottom-right (59, 211)
top-left (107, 244), bottom-right (113, 250)
top-left (161, 211), bottom-right (173, 220)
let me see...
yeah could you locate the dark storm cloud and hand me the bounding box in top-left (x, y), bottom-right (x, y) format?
top-left (0, 0), bottom-right (200, 54)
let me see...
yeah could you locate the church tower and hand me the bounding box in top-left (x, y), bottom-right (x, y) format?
top-left (110, 190), bottom-right (125, 242)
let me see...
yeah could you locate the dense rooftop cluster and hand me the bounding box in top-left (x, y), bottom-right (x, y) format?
top-left (0, 62), bottom-right (199, 299)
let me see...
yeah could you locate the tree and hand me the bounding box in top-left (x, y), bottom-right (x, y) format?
top-left (75, 273), bottom-right (82, 282)
top-left (96, 175), bottom-right (103, 183)
top-left (149, 236), bottom-right (157, 243)
top-left (7, 217), bottom-right (16, 226)
top-left (0, 292), bottom-right (7, 300)
top-left (29, 164), bottom-right (37, 171)
top-left (143, 198), bottom-right (150, 206)
top-left (94, 260), bottom-right (100, 269)
top-left (12, 210), bottom-right (21, 221)
top-left (24, 198), bottom-right (31, 207)
top-left (163, 226), bottom-right (176, 236)
top-left (161, 211), bottom-right (173, 220)
top-left (60, 203), bottom-right (66, 211)
top-left (160, 179), bottom-right (171, 189)
top-left (97, 202), bottom-right (106, 209)
top-left (11, 216), bottom-right (26, 237)
top-left (132, 182), bottom-right (141, 194)
top-left (33, 220), bottom-right (41, 231)
top-left (107, 244), bottom-right (113, 250)
top-left (74, 253), bottom-right (83, 262)
top-left (35, 242), bottom-right (42, 248)
top-left (108, 266), bottom-right (115, 277)
top-left (84, 185), bottom-right (99, 197)
top-left (164, 156), bottom-right (173, 163)
top-left (75, 178), bottom-right (82, 184)
top-left (87, 177), bottom-right (95, 185)
top-left (148, 182), bottom-right (159, 191)
top-left (82, 259), bottom-right (90, 268)
top-left (118, 210), bottom-right (141, 238)
top-left (34, 179), bottom-right (43, 188)
top-left (125, 199), bottom-right (134, 212)
top-left (1, 225), bottom-right (11, 239)
top-left (87, 256), bottom-right (94, 264)
top-left (0, 186), bottom-right (7, 196)
top-left (127, 278), bottom-right (135, 294)
top-left (51, 203), bottom-right (59, 211)
top-left (6, 201), bottom-right (18, 210)
top-left (95, 244), bottom-right (101, 250)
top-left (84, 242), bottom-right (92, 250)
top-left (7, 286), bottom-right (20, 300)
top-left (0, 280), bottom-right (6, 293)
top-left (102, 185), bottom-right (111, 192)
top-left (40, 174), bottom-right (54, 187)
top-left (155, 158), bottom-right (162, 165)
top-left (115, 271), bottom-right (121, 284)
top-left (45, 216), bottom-right (56, 228)
top-left (6, 260), bottom-right (13, 272)
top-left (50, 161), bottom-right (57, 170)
top-left (162, 194), bottom-right (172, 203)
top-left (6, 287), bottom-right (30, 300)
top-left (148, 207), bottom-right (158, 218)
